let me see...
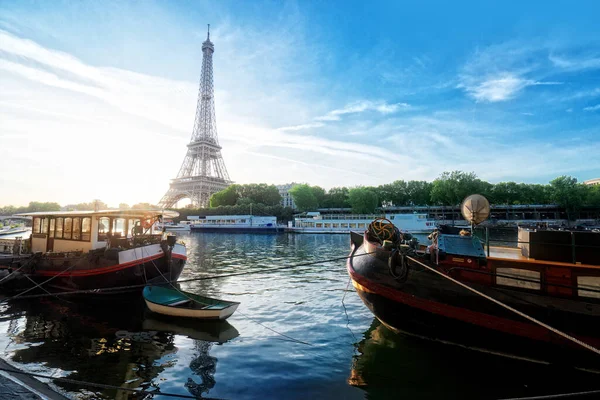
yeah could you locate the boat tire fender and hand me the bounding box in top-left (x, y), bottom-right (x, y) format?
top-left (388, 248), bottom-right (409, 283)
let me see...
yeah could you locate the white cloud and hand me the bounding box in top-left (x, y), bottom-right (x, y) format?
top-left (0, 29), bottom-right (413, 206)
top-left (549, 54), bottom-right (600, 71)
top-left (460, 72), bottom-right (562, 102)
top-left (276, 122), bottom-right (324, 132)
top-left (314, 101), bottom-right (409, 121)
top-left (583, 104), bottom-right (600, 111)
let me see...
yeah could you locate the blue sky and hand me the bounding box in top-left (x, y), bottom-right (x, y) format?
top-left (1, 0), bottom-right (600, 206)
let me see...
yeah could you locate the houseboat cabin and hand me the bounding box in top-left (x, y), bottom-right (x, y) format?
top-left (25, 209), bottom-right (176, 253)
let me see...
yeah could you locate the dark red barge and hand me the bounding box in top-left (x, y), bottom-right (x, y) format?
top-left (348, 200), bottom-right (600, 367)
top-left (0, 210), bottom-right (186, 294)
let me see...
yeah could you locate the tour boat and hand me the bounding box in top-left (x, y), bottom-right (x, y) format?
top-left (143, 285), bottom-right (239, 320)
top-left (0, 209), bottom-right (187, 294)
top-left (347, 195), bottom-right (600, 367)
top-left (188, 215), bottom-right (281, 233)
top-left (0, 225), bottom-right (30, 237)
top-left (286, 212), bottom-right (436, 234)
top-left (154, 220), bottom-right (192, 232)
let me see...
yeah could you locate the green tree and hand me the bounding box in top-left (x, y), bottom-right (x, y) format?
top-left (131, 202), bottom-right (158, 210)
top-left (406, 180), bottom-right (432, 205)
top-left (235, 184), bottom-right (281, 206)
top-left (348, 187), bottom-right (379, 214)
top-left (289, 184), bottom-right (319, 212)
top-left (377, 180), bottom-right (408, 206)
top-left (26, 201), bottom-right (61, 212)
top-left (585, 185), bottom-right (600, 206)
top-left (323, 187), bottom-right (350, 208)
top-left (210, 185), bottom-right (240, 207)
top-left (311, 186), bottom-right (326, 208)
top-left (550, 176), bottom-right (586, 220)
top-left (0, 205), bottom-right (17, 215)
top-left (430, 171), bottom-right (488, 206)
top-left (119, 203), bottom-right (130, 210)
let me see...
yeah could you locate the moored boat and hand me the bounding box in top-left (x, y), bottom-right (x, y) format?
top-left (154, 220), bottom-right (192, 232)
top-left (347, 195), bottom-right (600, 367)
top-left (143, 285), bottom-right (239, 320)
top-left (0, 209), bottom-right (187, 294)
top-left (188, 214), bottom-right (281, 233)
top-left (287, 211), bottom-right (436, 234)
top-left (0, 225), bottom-right (30, 237)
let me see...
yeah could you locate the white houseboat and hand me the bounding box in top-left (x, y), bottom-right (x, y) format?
top-left (286, 212), bottom-right (436, 234)
top-left (154, 220), bottom-right (192, 232)
top-left (188, 215), bottom-right (281, 233)
top-left (0, 209), bottom-right (186, 293)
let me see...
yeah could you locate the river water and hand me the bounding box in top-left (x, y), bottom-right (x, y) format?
top-left (0, 232), bottom-right (597, 399)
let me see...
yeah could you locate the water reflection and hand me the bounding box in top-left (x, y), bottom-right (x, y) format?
top-left (1, 296), bottom-right (238, 399)
top-left (349, 319), bottom-right (600, 400)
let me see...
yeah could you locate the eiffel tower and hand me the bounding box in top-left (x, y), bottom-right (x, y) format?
top-left (159, 25), bottom-right (232, 208)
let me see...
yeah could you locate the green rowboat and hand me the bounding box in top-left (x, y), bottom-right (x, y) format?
top-left (143, 285), bottom-right (240, 320)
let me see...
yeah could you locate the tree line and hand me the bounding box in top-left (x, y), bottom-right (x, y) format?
top-left (0, 200), bottom-right (159, 215)
top-left (207, 172), bottom-right (599, 217)
top-left (3, 172), bottom-right (598, 221)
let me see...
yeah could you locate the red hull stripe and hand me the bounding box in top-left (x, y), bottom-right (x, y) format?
top-left (347, 261), bottom-right (600, 347)
top-left (35, 253), bottom-right (187, 277)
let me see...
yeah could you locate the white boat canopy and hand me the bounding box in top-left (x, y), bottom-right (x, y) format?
top-left (16, 209), bottom-right (179, 219)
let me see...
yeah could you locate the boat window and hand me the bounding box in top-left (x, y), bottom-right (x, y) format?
top-left (33, 217), bottom-right (41, 234)
top-left (496, 268), bottom-right (540, 290)
top-left (98, 217), bottom-right (110, 241)
top-left (64, 218), bottom-right (73, 240)
top-left (350, 223), bottom-right (357, 228)
top-left (49, 219), bottom-right (55, 238)
top-left (577, 276), bottom-right (600, 299)
top-left (81, 217), bottom-right (91, 241)
top-left (55, 218), bottom-right (63, 239)
top-left (127, 219), bottom-right (137, 237)
top-left (41, 217), bottom-right (49, 234)
top-left (72, 217), bottom-right (81, 240)
top-left (316, 223), bottom-right (323, 228)
top-left (332, 223), bottom-right (339, 228)
top-left (112, 218), bottom-right (126, 237)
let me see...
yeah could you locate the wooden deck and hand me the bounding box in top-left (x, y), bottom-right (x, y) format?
top-left (488, 246), bottom-right (600, 269)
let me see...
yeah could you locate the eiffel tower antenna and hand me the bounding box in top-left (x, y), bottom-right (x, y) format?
top-left (159, 24), bottom-right (232, 208)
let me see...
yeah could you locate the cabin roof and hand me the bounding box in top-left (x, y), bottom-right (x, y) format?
top-left (16, 209), bottom-right (179, 219)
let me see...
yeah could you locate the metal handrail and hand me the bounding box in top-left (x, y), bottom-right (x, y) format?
top-left (480, 227), bottom-right (600, 264)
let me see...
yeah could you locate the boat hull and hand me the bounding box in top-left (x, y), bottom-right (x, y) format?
top-left (190, 226), bottom-right (281, 233)
top-left (347, 236), bottom-right (600, 367)
top-left (144, 299), bottom-right (238, 320)
top-left (1, 243), bottom-right (187, 294)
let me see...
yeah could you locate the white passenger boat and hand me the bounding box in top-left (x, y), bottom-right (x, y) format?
top-left (188, 215), bottom-right (281, 233)
top-left (154, 220), bottom-right (192, 232)
top-left (286, 212), bottom-right (436, 234)
top-left (0, 225), bottom-right (29, 237)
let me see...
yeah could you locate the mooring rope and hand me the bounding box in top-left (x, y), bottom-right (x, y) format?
top-left (144, 246), bottom-right (313, 346)
top-left (341, 276), bottom-right (357, 342)
top-left (1, 264), bottom-right (76, 304)
top-left (406, 255), bottom-right (600, 356)
top-left (500, 389), bottom-right (600, 400)
top-left (0, 365), bottom-right (220, 399)
top-left (3, 252), bottom-right (375, 301)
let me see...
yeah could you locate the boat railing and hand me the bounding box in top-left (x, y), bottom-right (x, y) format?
top-left (478, 227), bottom-right (599, 265)
top-left (0, 237), bottom-right (26, 255)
